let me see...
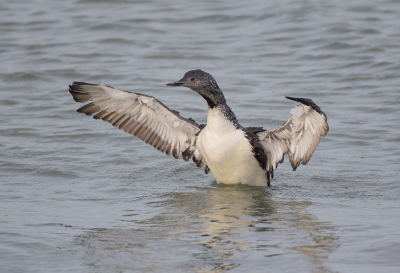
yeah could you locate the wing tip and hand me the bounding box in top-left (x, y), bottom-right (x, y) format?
top-left (285, 96), bottom-right (324, 115)
top-left (69, 82), bottom-right (95, 103)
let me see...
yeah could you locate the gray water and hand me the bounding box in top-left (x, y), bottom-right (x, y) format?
top-left (1, 0), bottom-right (400, 272)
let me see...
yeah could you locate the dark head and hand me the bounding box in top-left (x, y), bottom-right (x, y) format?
top-left (166, 69), bottom-right (226, 108)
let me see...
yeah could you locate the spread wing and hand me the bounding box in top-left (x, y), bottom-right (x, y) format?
top-left (255, 97), bottom-right (329, 176)
top-left (69, 82), bottom-right (205, 167)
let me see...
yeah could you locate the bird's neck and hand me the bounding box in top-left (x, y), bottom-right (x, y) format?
top-left (199, 87), bottom-right (226, 109)
top-left (206, 103), bottom-right (238, 130)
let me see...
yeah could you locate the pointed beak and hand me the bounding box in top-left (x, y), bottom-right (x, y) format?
top-left (166, 81), bottom-right (184, 86)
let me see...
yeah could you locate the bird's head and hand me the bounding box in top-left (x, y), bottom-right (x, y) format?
top-left (166, 69), bottom-right (225, 108)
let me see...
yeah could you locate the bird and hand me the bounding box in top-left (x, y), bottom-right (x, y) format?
top-left (69, 69), bottom-right (328, 186)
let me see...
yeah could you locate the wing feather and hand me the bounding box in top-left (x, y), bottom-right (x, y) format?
top-left (69, 82), bottom-right (205, 165)
top-left (256, 97), bottom-right (328, 175)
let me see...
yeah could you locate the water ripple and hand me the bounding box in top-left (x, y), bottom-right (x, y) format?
top-left (1, 0), bottom-right (400, 272)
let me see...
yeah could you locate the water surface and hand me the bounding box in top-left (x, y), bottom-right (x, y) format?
top-left (1, 0), bottom-right (400, 272)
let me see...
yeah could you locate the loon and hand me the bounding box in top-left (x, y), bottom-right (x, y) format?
top-left (69, 69), bottom-right (328, 186)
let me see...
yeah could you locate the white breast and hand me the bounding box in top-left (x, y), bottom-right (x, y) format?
top-left (196, 108), bottom-right (268, 186)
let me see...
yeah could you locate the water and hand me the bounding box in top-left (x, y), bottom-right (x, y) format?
top-left (1, 0), bottom-right (400, 272)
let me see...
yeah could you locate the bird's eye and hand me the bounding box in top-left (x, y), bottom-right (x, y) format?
top-left (191, 78), bottom-right (195, 81)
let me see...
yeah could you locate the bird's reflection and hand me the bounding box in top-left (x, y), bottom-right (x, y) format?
top-left (77, 184), bottom-right (339, 272)
top-left (159, 184), bottom-right (339, 272)
top-left (197, 185), bottom-right (275, 253)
